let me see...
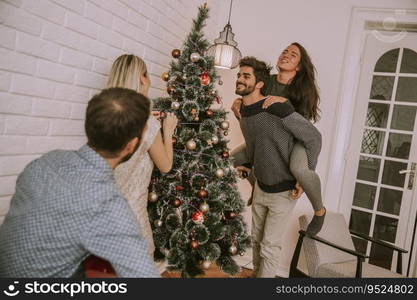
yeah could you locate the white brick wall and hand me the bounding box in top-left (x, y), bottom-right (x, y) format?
top-left (0, 0), bottom-right (221, 222)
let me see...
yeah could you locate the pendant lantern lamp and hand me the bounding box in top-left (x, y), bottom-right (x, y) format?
top-left (206, 0), bottom-right (242, 69)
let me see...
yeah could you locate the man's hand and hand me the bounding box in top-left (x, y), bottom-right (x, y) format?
top-left (231, 98), bottom-right (243, 119)
top-left (289, 182), bottom-right (304, 200)
top-left (262, 96), bottom-right (288, 109)
top-left (236, 165), bottom-right (251, 178)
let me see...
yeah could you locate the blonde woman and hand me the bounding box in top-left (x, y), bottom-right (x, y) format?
top-left (108, 54), bottom-right (178, 272)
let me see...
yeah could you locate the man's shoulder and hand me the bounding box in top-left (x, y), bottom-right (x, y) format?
top-left (266, 101), bottom-right (295, 118)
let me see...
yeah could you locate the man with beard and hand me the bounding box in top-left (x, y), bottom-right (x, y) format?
top-left (0, 88), bottom-right (159, 278)
top-left (235, 57), bottom-right (321, 278)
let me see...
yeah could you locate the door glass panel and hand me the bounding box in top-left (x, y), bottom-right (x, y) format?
top-left (391, 105), bottom-right (417, 131)
top-left (366, 103), bottom-right (389, 128)
top-left (369, 243), bottom-right (393, 270)
top-left (357, 156), bottom-right (381, 183)
top-left (381, 160), bottom-right (407, 187)
top-left (396, 77), bottom-right (417, 102)
top-left (353, 182), bottom-right (376, 209)
top-left (352, 236), bottom-right (368, 255)
top-left (386, 133), bottom-right (412, 159)
top-left (374, 48), bottom-right (399, 73)
top-left (360, 130), bottom-right (385, 155)
top-left (369, 76), bottom-right (394, 100)
top-left (349, 209), bottom-right (372, 235)
top-left (377, 188), bottom-right (402, 215)
top-left (373, 215), bottom-right (398, 243)
top-left (400, 48), bottom-right (417, 73)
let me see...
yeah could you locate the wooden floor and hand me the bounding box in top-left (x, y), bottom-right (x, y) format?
top-left (162, 263), bottom-right (253, 278)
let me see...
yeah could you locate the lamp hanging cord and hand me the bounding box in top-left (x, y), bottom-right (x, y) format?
top-left (225, 0), bottom-right (233, 43)
top-left (227, 0), bottom-right (233, 25)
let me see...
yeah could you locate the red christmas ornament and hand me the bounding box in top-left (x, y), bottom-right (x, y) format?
top-left (171, 49), bottom-right (181, 58)
top-left (190, 240), bottom-right (199, 249)
top-left (222, 151), bottom-right (230, 159)
top-left (176, 185), bottom-right (184, 191)
top-left (192, 210), bottom-right (205, 224)
top-left (172, 198), bottom-right (181, 208)
top-left (199, 72), bottom-right (210, 86)
top-left (167, 85), bottom-right (174, 94)
top-left (226, 211), bottom-right (237, 219)
top-left (197, 189), bottom-right (208, 199)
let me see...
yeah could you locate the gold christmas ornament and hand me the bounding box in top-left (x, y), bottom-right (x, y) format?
top-left (186, 139), bottom-right (197, 150)
top-left (215, 168), bottom-right (225, 178)
top-left (229, 245), bottom-right (238, 255)
top-left (154, 219), bottom-right (163, 227)
top-left (148, 191), bottom-right (158, 202)
top-left (199, 202), bottom-right (209, 213)
top-left (190, 52), bottom-right (201, 62)
top-left (161, 72), bottom-right (169, 81)
top-left (171, 101), bottom-right (180, 110)
top-left (220, 121), bottom-right (229, 130)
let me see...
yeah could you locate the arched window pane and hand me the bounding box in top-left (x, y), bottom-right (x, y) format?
top-left (374, 48), bottom-right (399, 73)
top-left (400, 48), bottom-right (417, 73)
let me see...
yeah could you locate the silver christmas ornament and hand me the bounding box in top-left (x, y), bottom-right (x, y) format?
top-left (215, 168), bottom-right (225, 178)
top-left (190, 52), bottom-right (201, 62)
top-left (171, 101), bottom-right (180, 110)
top-left (220, 121), bottom-right (229, 130)
top-left (154, 219), bottom-right (163, 227)
top-left (229, 245), bottom-right (238, 255)
top-left (202, 260), bottom-right (211, 269)
top-left (148, 191), bottom-right (158, 202)
top-left (186, 139), bottom-right (197, 150)
top-left (199, 202), bottom-right (209, 213)
top-left (211, 135), bottom-right (219, 144)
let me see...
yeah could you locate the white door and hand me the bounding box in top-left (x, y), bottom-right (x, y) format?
top-left (340, 31), bottom-right (417, 276)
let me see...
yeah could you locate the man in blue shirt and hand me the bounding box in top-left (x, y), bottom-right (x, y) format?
top-left (0, 88), bottom-right (159, 278)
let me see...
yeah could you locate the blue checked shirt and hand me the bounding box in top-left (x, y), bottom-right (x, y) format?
top-left (0, 145), bottom-right (159, 278)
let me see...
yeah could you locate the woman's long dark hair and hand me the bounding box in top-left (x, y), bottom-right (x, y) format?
top-left (285, 42), bottom-right (320, 122)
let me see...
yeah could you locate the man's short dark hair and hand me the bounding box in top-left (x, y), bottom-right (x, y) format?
top-left (239, 56), bottom-right (272, 96)
top-left (85, 87), bottom-right (150, 157)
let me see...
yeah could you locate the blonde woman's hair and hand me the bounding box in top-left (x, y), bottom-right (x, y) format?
top-left (107, 54), bottom-right (147, 93)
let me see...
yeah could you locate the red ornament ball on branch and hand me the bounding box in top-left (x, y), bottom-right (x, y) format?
top-left (197, 189), bottom-right (208, 199)
top-left (199, 72), bottom-right (211, 86)
top-left (192, 210), bottom-right (205, 224)
top-left (171, 49), bottom-right (181, 58)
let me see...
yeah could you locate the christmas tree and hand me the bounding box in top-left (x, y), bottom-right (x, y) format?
top-left (148, 4), bottom-right (251, 278)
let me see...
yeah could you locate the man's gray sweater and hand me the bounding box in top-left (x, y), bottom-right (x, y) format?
top-left (239, 97), bottom-right (322, 193)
